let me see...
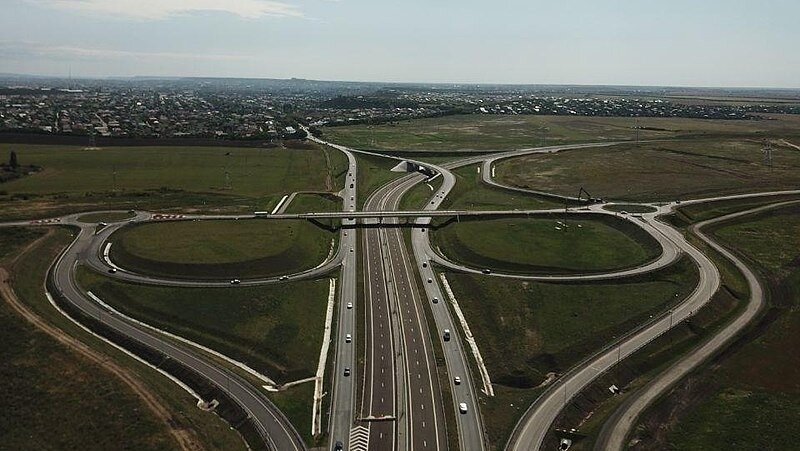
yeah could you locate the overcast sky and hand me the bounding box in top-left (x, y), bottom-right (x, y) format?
top-left (1, 0), bottom-right (798, 87)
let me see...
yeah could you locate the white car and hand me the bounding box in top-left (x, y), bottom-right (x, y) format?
top-left (454, 376), bottom-right (461, 385)
top-left (345, 334), bottom-right (352, 343)
top-left (230, 279), bottom-right (241, 285)
top-left (346, 302), bottom-right (353, 309)
top-left (459, 402), bottom-right (468, 414)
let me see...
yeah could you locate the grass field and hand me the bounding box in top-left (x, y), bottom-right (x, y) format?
top-left (0, 143), bottom-right (339, 220)
top-left (77, 211), bottom-right (135, 223)
top-left (322, 114), bottom-right (800, 151)
top-left (443, 257), bottom-right (698, 389)
top-left (662, 204), bottom-right (800, 450)
top-left (676, 193), bottom-right (800, 223)
top-left (496, 139), bottom-right (800, 202)
top-left (437, 164), bottom-right (560, 212)
top-left (0, 227), bottom-right (46, 261)
top-left (77, 268), bottom-right (330, 383)
top-left (110, 219), bottom-right (335, 279)
top-left (0, 227), bottom-right (244, 450)
top-left (432, 215), bottom-right (660, 274)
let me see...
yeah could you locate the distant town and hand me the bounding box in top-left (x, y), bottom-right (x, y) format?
top-left (2, 76), bottom-right (800, 141)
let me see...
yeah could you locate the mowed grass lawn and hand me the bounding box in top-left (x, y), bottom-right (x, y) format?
top-left (322, 114), bottom-right (800, 151)
top-left (110, 219), bottom-right (335, 279)
top-left (496, 139), bottom-right (800, 202)
top-left (0, 143), bottom-right (337, 219)
top-left (77, 268), bottom-right (330, 383)
top-left (666, 205), bottom-right (800, 450)
top-left (432, 215), bottom-right (660, 274)
top-left (444, 257), bottom-right (698, 388)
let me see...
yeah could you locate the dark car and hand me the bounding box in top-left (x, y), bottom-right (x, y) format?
top-left (333, 441), bottom-right (344, 451)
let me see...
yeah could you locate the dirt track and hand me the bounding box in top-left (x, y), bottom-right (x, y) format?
top-left (0, 230), bottom-right (204, 451)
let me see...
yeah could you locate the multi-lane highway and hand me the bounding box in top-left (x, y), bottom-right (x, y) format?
top-left (8, 124), bottom-right (800, 451)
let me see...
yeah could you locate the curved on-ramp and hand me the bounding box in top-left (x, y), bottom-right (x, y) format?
top-left (594, 199), bottom-right (800, 450)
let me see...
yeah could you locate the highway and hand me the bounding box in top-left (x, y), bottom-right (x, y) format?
top-left (357, 180), bottom-right (400, 450)
top-left (8, 123), bottom-right (799, 451)
top-left (373, 175), bottom-right (450, 451)
top-left (325, 151), bottom-right (361, 450)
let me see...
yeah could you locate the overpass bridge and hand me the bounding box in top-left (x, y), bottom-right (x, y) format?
top-left (254, 208), bottom-right (582, 221)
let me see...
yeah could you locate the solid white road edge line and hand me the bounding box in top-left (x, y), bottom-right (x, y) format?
top-left (271, 194), bottom-right (289, 215)
top-left (439, 273), bottom-right (494, 397)
top-left (86, 291), bottom-right (279, 388)
top-left (313, 278), bottom-right (337, 437)
top-left (45, 291), bottom-right (203, 403)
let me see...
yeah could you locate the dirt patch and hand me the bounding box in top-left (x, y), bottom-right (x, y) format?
top-left (0, 235), bottom-right (204, 451)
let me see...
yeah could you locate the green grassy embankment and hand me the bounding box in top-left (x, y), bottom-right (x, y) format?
top-left (447, 257), bottom-right (698, 450)
top-left (77, 268), bottom-right (329, 384)
top-left (399, 176), bottom-right (444, 210)
top-left (432, 215), bottom-right (661, 275)
top-left (445, 257), bottom-right (698, 389)
top-left (109, 219), bottom-right (335, 279)
top-left (0, 227), bottom-right (244, 450)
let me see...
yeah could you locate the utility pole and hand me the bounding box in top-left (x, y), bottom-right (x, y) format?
top-left (762, 140), bottom-right (773, 169)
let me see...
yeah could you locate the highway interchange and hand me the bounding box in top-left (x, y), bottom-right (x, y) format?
top-left (2, 132), bottom-right (800, 451)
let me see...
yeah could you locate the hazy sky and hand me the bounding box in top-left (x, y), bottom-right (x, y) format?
top-left (1, 0), bottom-right (799, 87)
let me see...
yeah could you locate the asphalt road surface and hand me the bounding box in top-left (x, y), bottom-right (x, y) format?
top-left (594, 199), bottom-right (800, 450)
